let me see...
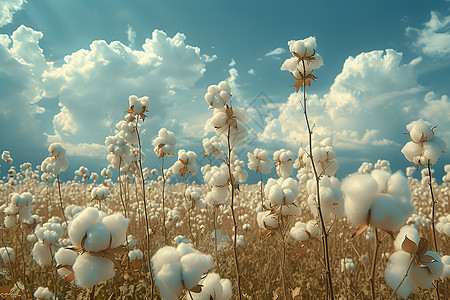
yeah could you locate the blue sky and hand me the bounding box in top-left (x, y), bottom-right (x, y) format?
top-left (1, 0), bottom-right (449, 183)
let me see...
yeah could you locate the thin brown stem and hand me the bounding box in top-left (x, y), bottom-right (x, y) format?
top-left (370, 228), bottom-right (380, 300)
top-left (56, 174), bottom-right (68, 229)
top-left (388, 256), bottom-right (414, 300)
top-left (427, 161), bottom-right (440, 300)
top-left (161, 156), bottom-right (167, 245)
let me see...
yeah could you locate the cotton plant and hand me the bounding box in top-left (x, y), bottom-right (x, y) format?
top-left (204, 80), bottom-right (232, 109)
top-left (341, 169), bottom-right (414, 233)
top-left (2, 192), bottom-right (36, 228)
top-left (385, 225), bottom-right (443, 299)
top-left (247, 148), bottom-right (273, 175)
top-left (152, 128), bottom-right (176, 159)
top-left (263, 177), bottom-right (300, 216)
top-left (32, 221), bottom-right (63, 267)
top-left (290, 220), bottom-right (319, 242)
top-left (340, 258), bottom-right (355, 273)
top-left (401, 119), bottom-right (446, 167)
top-left (101, 166), bottom-right (113, 179)
top-left (151, 242), bottom-right (214, 299)
top-left (61, 207), bottom-right (129, 289)
top-left (172, 150), bottom-right (199, 177)
top-left (306, 175), bottom-right (344, 222)
top-left (295, 137), bottom-right (338, 177)
top-left (2, 150), bottom-right (13, 163)
top-left (40, 143), bottom-right (69, 177)
top-left (273, 149), bottom-right (295, 179)
top-left (202, 136), bottom-right (224, 160)
top-left (75, 166), bottom-right (89, 182)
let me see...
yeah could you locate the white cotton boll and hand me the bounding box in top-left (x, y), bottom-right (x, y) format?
top-left (34, 287), bottom-right (54, 299)
top-left (370, 169), bottom-right (391, 193)
top-left (32, 242), bottom-right (54, 267)
top-left (306, 220), bottom-right (319, 238)
top-left (293, 40), bottom-right (306, 56)
top-left (401, 141), bottom-right (423, 162)
top-left (192, 273), bottom-right (229, 300)
top-left (102, 213), bottom-right (129, 248)
top-left (385, 251), bottom-right (413, 299)
top-left (290, 222), bottom-right (309, 241)
top-left (83, 222), bottom-right (110, 252)
top-left (409, 120), bottom-right (433, 143)
top-left (204, 92), bottom-right (214, 106)
top-left (68, 207), bottom-right (99, 248)
top-left (0, 247), bottom-right (14, 264)
top-left (4, 215), bottom-right (17, 228)
top-left (342, 174), bottom-right (378, 225)
top-left (423, 137), bottom-right (446, 165)
top-left (257, 211), bottom-right (278, 229)
top-left (154, 262), bottom-right (182, 300)
top-left (48, 143), bottom-right (66, 158)
top-left (152, 246), bottom-right (181, 274)
top-left (128, 249), bottom-right (143, 260)
top-left (387, 171), bottom-right (410, 197)
top-left (371, 194), bottom-right (406, 231)
top-left (129, 95), bottom-right (138, 107)
top-left (207, 85), bottom-right (219, 94)
top-left (219, 90), bottom-right (231, 103)
top-left (55, 247), bottom-right (78, 277)
top-left (73, 252), bottom-right (115, 289)
top-left (180, 252), bottom-right (214, 289)
top-left (442, 256), bottom-right (450, 279)
top-left (218, 81), bottom-right (231, 93)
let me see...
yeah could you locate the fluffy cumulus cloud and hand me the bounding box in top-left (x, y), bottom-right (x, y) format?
top-left (407, 11), bottom-right (450, 56)
top-left (260, 49), bottom-right (450, 152)
top-left (1, 25), bottom-right (212, 160)
top-left (0, 0), bottom-right (26, 27)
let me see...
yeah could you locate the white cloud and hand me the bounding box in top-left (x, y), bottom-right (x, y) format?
top-left (0, 0), bottom-right (26, 27)
top-left (229, 58), bottom-right (236, 67)
top-left (1, 26), bottom-right (215, 163)
top-left (265, 47), bottom-right (286, 57)
top-left (407, 11), bottom-right (450, 56)
top-left (248, 68), bottom-right (255, 75)
top-left (126, 24), bottom-right (136, 48)
top-left (260, 49), bottom-right (449, 154)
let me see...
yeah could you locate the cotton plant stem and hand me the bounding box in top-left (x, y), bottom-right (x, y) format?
top-left (427, 161), bottom-right (440, 300)
top-left (213, 206), bottom-right (220, 275)
top-left (226, 123), bottom-right (242, 300)
top-left (56, 174), bottom-right (68, 229)
top-left (278, 213), bottom-right (288, 300)
top-left (259, 172), bottom-right (264, 208)
top-left (301, 58), bottom-right (334, 299)
top-left (117, 158), bottom-right (128, 218)
top-left (135, 116), bottom-right (155, 298)
top-left (370, 228), bottom-right (380, 300)
top-left (161, 156), bottom-right (167, 245)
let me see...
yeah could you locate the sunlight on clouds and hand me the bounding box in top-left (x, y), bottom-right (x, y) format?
top-left (0, 0), bottom-right (26, 27)
top-left (407, 11), bottom-right (450, 56)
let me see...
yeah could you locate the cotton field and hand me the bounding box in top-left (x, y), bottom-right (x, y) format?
top-left (1, 36), bottom-right (449, 300)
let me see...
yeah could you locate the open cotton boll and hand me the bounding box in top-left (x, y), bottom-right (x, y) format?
top-left (72, 252), bottom-right (115, 289)
top-left (385, 251), bottom-right (413, 299)
top-left (407, 119), bottom-right (434, 143)
top-left (128, 249), bottom-right (143, 261)
top-left (82, 222), bottom-right (111, 252)
top-left (290, 222), bottom-right (310, 241)
top-left (441, 256), bottom-right (450, 279)
top-left (152, 128), bottom-right (176, 158)
top-left (55, 248), bottom-right (78, 277)
top-left (422, 137), bottom-right (446, 165)
top-left (192, 273), bottom-right (232, 300)
top-left (0, 247), bottom-right (14, 264)
top-left (102, 213), bottom-right (129, 248)
top-left (34, 287), bottom-right (53, 299)
top-left (68, 207), bottom-right (99, 248)
top-left (257, 211), bottom-right (278, 229)
top-left (32, 242), bottom-right (55, 267)
top-left (48, 143), bottom-right (66, 158)
top-left (180, 252), bottom-right (214, 289)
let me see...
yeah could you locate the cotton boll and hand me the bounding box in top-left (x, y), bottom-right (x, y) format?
top-left (0, 247), bottom-right (14, 264)
top-left (394, 225), bottom-right (420, 251)
top-left (34, 287), bottom-right (54, 299)
top-left (68, 207), bottom-right (99, 248)
top-left (401, 142), bottom-right (423, 162)
top-left (422, 137), bottom-right (446, 165)
top-left (257, 211), bottom-right (278, 229)
top-left (441, 256), bottom-right (450, 279)
top-left (4, 215), bottom-right (17, 228)
top-left (290, 222), bottom-right (309, 241)
top-left (342, 174), bottom-right (377, 225)
top-left (55, 247), bottom-right (78, 277)
top-left (180, 252), bottom-right (213, 289)
top-left (32, 242), bottom-right (55, 267)
top-left (370, 169), bottom-right (391, 193)
top-left (408, 119), bottom-right (433, 143)
top-left (73, 252), bottom-right (115, 289)
top-left (83, 222), bottom-right (111, 252)
top-left (102, 213), bottom-right (129, 248)
top-left (371, 194), bottom-right (407, 231)
top-left (385, 251), bottom-right (413, 299)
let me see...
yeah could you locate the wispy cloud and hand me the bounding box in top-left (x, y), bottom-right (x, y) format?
top-left (0, 0), bottom-right (26, 27)
top-left (265, 47), bottom-right (286, 57)
top-left (126, 24), bottom-right (136, 48)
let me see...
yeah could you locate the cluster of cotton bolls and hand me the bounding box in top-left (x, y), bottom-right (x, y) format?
top-left (407, 212), bottom-right (431, 228)
top-left (385, 225), bottom-right (443, 299)
top-left (202, 164), bottom-right (230, 206)
top-left (341, 169), bottom-right (413, 232)
top-left (202, 136), bottom-right (224, 159)
top-left (105, 135), bottom-right (134, 170)
top-left (101, 166), bottom-right (113, 178)
top-left (65, 207), bottom-right (129, 289)
top-left (32, 220), bottom-right (63, 267)
top-left (204, 81), bottom-right (232, 109)
top-left (230, 150), bottom-right (248, 183)
top-left (211, 230), bottom-right (230, 251)
top-left (127, 95), bottom-right (150, 116)
top-left (115, 120), bottom-right (139, 146)
top-left (91, 186), bottom-right (110, 201)
top-left (0, 247), bottom-right (14, 264)
top-left (2, 192), bottom-right (36, 228)
top-left (152, 128), bottom-right (176, 158)
top-left (264, 177), bottom-right (300, 215)
top-left (172, 150), bottom-right (198, 177)
top-left (281, 37), bottom-right (323, 86)
top-left (290, 220), bottom-right (319, 241)
top-left (185, 186), bottom-right (205, 210)
top-left (41, 143), bottom-right (69, 177)
top-left (151, 242), bottom-right (214, 299)
top-left (34, 287), bottom-right (53, 299)
top-left (2, 150), bottom-right (13, 163)
top-left (207, 106), bottom-right (248, 147)
top-left (296, 138), bottom-right (338, 177)
top-left (420, 167), bottom-right (436, 185)
top-left (247, 148), bottom-right (273, 174)
top-left (401, 119), bottom-right (446, 166)
top-left (340, 258), bottom-right (356, 273)
top-left (273, 149), bottom-right (294, 178)
top-left (64, 205), bottom-right (83, 221)
top-left (306, 176), bottom-right (344, 221)
top-left (75, 166), bottom-right (89, 181)
top-left (166, 209), bottom-right (181, 228)
top-left (436, 214), bottom-right (450, 236)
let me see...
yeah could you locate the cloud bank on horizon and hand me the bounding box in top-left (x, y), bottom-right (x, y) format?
top-left (0, 3), bottom-right (449, 181)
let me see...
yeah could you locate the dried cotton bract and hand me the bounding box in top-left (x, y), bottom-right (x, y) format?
top-left (191, 273), bottom-right (232, 300)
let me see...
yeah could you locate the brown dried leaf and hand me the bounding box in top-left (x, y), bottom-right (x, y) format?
top-left (417, 238), bottom-right (428, 257)
top-left (351, 224), bottom-right (369, 239)
top-left (179, 167), bottom-right (188, 177)
top-left (65, 272), bottom-right (75, 282)
top-left (401, 236), bottom-right (417, 255)
top-left (0, 286), bottom-right (11, 293)
top-left (190, 284), bottom-right (203, 293)
top-left (292, 287), bottom-right (301, 300)
top-left (228, 118), bottom-right (238, 130)
top-left (292, 79), bottom-right (303, 92)
top-left (226, 105), bottom-right (233, 118)
top-left (125, 107), bottom-right (134, 114)
top-left (420, 255), bottom-right (436, 264)
top-left (131, 259), bottom-right (142, 270)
